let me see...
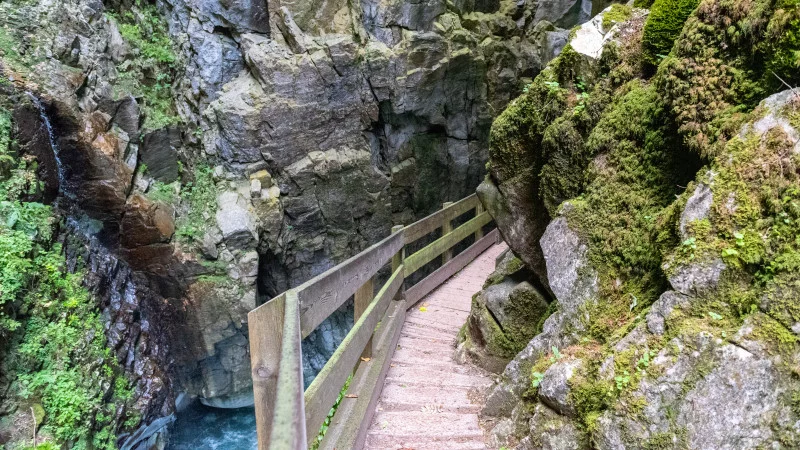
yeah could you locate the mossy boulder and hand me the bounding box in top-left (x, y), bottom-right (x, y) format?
top-left (641, 0), bottom-right (700, 68)
top-left (656, 0), bottom-right (800, 156)
top-left (477, 1), bottom-right (800, 447)
top-left (459, 250), bottom-right (554, 372)
top-left (481, 5), bottom-right (651, 285)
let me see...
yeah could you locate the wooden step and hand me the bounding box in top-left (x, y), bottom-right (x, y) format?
top-left (363, 243), bottom-right (508, 450)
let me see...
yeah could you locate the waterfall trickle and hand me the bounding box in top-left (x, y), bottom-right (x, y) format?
top-left (26, 92), bottom-right (73, 200)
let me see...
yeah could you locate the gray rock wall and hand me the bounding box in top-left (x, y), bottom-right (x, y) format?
top-left (0, 0), bottom-right (597, 438)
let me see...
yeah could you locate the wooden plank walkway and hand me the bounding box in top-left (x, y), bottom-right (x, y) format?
top-left (365, 243), bottom-right (508, 450)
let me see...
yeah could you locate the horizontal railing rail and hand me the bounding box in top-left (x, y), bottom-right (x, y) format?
top-left (248, 193), bottom-right (500, 450)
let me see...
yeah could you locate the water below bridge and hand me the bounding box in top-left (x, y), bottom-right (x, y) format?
top-left (169, 242), bottom-right (506, 449)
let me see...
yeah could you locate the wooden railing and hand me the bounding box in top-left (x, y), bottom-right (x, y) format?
top-left (248, 194), bottom-right (499, 450)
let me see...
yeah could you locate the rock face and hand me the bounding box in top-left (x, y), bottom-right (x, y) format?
top-left (0, 0), bottom-right (603, 445)
top-left (182, 0), bottom-right (593, 295)
top-left (469, 1), bottom-right (800, 448)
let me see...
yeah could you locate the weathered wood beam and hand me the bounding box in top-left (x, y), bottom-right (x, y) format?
top-left (268, 290), bottom-right (307, 450)
top-left (303, 266), bottom-right (404, 444)
top-left (404, 211), bottom-right (492, 276)
top-left (441, 201), bottom-right (454, 264)
top-left (248, 292), bottom-right (286, 450)
top-left (296, 230), bottom-right (403, 338)
top-left (354, 276), bottom-right (375, 359)
top-left (391, 224), bottom-right (405, 300)
top-left (318, 299), bottom-right (407, 450)
top-left (402, 194), bottom-right (480, 244)
top-left (475, 203), bottom-right (485, 240)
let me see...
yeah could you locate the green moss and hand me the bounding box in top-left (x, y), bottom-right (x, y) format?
top-left (641, 0), bottom-right (700, 68)
top-left (108, 1), bottom-right (181, 131)
top-left (643, 430), bottom-right (689, 449)
top-left (175, 166), bottom-right (217, 244)
top-left (488, 67), bottom-right (567, 183)
top-left (502, 289), bottom-right (552, 353)
top-left (486, 256), bottom-right (525, 287)
top-left (570, 375), bottom-right (616, 430)
top-left (566, 81), bottom-right (698, 340)
top-left (602, 4), bottom-right (633, 31)
top-left (761, 271), bottom-right (800, 330)
top-left (751, 313), bottom-right (799, 357)
top-left (484, 2), bottom-right (800, 442)
top-left (655, 0), bottom-right (800, 156)
top-left (760, 0), bottom-right (800, 86)
top-left (539, 117), bottom-right (589, 215)
top-left (480, 306), bottom-right (518, 359)
top-left (0, 27), bottom-right (25, 72)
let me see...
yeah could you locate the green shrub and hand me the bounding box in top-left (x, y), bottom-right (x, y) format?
top-left (641, 0), bottom-right (700, 68)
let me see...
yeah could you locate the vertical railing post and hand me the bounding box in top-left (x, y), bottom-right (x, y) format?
top-left (355, 276), bottom-right (375, 359)
top-left (441, 202), bottom-right (453, 264)
top-left (249, 294), bottom-right (286, 450)
top-left (392, 224), bottom-right (405, 300)
top-left (475, 203), bottom-right (485, 240)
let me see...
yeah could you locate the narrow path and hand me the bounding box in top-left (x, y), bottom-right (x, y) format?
top-left (365, 243), bottom-right (508, 450)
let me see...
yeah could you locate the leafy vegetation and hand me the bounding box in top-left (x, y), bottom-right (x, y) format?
top-left (108, 1), bottom-right (180, 130)
top-left (309, 375), bottom-right (352, 450)
top-left (0, 100), bottom-right (136, 449)
top-left (147, 180), bottom-right (180, 204)
top-left (175, 166), bottom-right (217, 243)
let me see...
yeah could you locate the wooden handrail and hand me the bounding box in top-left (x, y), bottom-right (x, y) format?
top-left (248, 193), bottom-right (498, 450)
top-left (294, 230), bottom-right (403, 338)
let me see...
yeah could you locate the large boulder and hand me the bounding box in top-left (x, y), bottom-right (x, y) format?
top-left (482, 213), bottom-right (598, 421)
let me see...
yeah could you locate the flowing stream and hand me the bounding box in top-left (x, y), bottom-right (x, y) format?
top-left (167, 403), bottom-right (257, 450)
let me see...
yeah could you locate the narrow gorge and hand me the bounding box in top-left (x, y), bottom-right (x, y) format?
top-left (0, 0), bottom-right (799, 448)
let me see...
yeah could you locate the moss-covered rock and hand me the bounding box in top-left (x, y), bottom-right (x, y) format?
top-left (641, 0), bottom-right (700, 68)
top-left (481, 5), bottom-right (650, 284)
top-left (478, 1), bottom-right (800, 447)
top-left (656, 0), bottom-right (800, 156)
top-left (458, 249), bottom-right (555, 372)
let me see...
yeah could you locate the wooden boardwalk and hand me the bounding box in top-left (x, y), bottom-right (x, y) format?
top-left (365, 243), bottom-right (508, 449)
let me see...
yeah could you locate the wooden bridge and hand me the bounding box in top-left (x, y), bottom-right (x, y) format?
top-left (248, 194), bottom-right (502, 449)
